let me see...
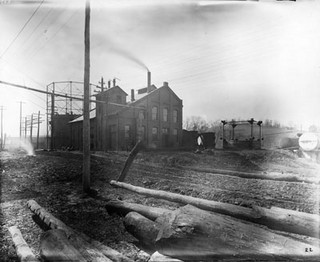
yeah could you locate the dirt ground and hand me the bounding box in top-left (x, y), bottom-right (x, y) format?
top-left (0, 148), bottom-right (319, 261)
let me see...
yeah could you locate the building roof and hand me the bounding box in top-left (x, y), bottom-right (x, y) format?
top-left (133, 83), bottom-right (181, 105)
top-left (69, 83), bottom-right (182, 123)
top-left (69, 109), bottom-right (96, 123)
top-left (95, 85), bottom-right (128, 97)
top-left (111, 83), bottom-right (182, 116)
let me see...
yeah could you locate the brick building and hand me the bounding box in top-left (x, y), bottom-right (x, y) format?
top-left (69, 80), bottom-right (183, 151)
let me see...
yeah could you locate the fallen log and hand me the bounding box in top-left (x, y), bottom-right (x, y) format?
top-left (27, 200), bottom-right (133, 262)
top-left (8, 226), bottom-right (39, 262)
top-left (124, 212), bottom-right (160, 247)
top-left (155, 205), bottom-right (320, 260)
top-left (180, 166), bottom-right (319, 184)
top-left (40, 229), bottom-right (86, 262)
top-left (252, 205), bottom-right (320, 239)
top-left (110, 180), bottom-right (320, 238)
top-left (106, 199), bottom-right (169, 221)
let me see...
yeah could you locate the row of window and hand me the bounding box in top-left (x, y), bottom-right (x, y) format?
top-left (124, 125), bottom-right (178, 141)
top-left (139, 107), bottom-right (178, 123)
top-left (152, 127), bottom-right (178, 141)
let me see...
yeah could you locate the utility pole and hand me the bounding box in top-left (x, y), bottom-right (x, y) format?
top-left (30, 113), bottom-right (33, 143)
top-left (83, 0), bottom-right (91, 193)
top-left (24, 116), bottom-right (27, 138)
top-left (98, 77), bottom-right (105, 92)
top-left (18, 101), bottom-right (25, 139)
top-left (0, 106), bottom-right (5, 150)
top-left (37, 111), bottom-right (41, 149)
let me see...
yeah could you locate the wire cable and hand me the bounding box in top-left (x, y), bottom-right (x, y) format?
top-left (0, 0), bottom-right (45, 60)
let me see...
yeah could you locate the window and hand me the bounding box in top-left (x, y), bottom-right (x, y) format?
top-left (173, 128), bottom-right (178, 141)
top-left (138, 126), bottom-right (146, 140)
top-left (152, 106), bottom-right (158, 120)
top-left (152, 127), bottom-right (158, 140)
top-left (124, 125), bottom-right (130, 139)
top-left (110, 125), bottom-right (116, 133)
top-left (117, 95), bottom-right (122, 103)
top-left (173, 110), bottom-right (178, 123)
top-left (163, 108), bottom-right (168, 122)
top-left (139, 110), bottom-right (145, 120)
top-left (162, 128), bottom-right (168, 134)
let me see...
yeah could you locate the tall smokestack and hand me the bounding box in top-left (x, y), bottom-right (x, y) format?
top-left (147, 71), bottom-right (151, 92)
top-left (131, 89), bottom-right (135, 102)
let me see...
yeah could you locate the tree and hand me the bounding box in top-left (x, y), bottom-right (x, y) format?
top-left (184, 116), bottom-right (209, 132)
top-left (309, 125), bottom-right (319, 133)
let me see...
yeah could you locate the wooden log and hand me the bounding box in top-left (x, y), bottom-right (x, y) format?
top-left (27, 200), bottom-right (133, 262)
top-left (149, 251), bottom-right (183, 262)
top-left (180, 166), bottom-right (320, 184)
top-left (123, 212), bottom-right (160, 247)
top-left (40, 229), bottom-right (86, 262)
top-left (252, 205), bottom-right (320, 239)
top-left (117, 140), bottom-right (143, 182)
top-left (106, 199), bottom-right (169, 221)
top-left (155, 205), bottom-right (320, 260)
top-left (8, 226), bottom-right (39, 262)
top-left (110, 180), bottom-right (320, 238)
top-left (87, 239), bottom-right (136, 262)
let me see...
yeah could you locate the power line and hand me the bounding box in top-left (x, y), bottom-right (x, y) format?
top-left (18, 7), bottom-right (72, 61)
top-left (0, 57), bottom-right (47, 102)
top-left (17, 7), bottom-right (54, 56)
top-left (25, 9), bottom-right (80, 61)
top-left (0, 105), bottom-right (6, 150)
top-left (0, 0), bottom-right (45, 60)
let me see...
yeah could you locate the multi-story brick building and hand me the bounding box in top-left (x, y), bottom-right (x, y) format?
top-left (69, 80), bottom-right (183, 151)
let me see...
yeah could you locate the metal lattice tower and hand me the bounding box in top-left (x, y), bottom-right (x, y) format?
top-left (46, 81), bottom-right (100, 149)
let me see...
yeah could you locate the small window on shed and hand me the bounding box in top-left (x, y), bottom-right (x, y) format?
top-left (117, 95), bottom-right (122, 103)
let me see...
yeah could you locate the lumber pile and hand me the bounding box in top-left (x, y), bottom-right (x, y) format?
top-left (22, 200), bottom-right (149, 262)
top-left (110, 202), bottom-right (320, 260)
top-left (110, 180), bottom-right (320, 238)
top-left (155, 205), bottom-right (319, 260)
top-left (108, 181), bottom-right (320, 261)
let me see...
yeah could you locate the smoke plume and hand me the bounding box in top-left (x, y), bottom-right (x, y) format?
top-left (110, 46), bottom-right (149, 71)
top-left (104, 38), bottom-right (149, 71)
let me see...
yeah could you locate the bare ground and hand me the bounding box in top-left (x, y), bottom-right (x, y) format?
top-left (0, 148), bottom-right (319, 261)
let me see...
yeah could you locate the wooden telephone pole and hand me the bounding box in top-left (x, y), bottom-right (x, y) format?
top-left (83, 0), bottom-right (91, 193)
top-left (0, 106), bottom-right (5, 150)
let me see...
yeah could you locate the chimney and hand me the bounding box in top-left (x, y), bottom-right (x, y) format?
top-left (147, 71), bottom-right (151, 92)
top-left (131, 89), bottom-right (135, 102)
top-left (113, 78), bottom-right (116, 87)
top-left (108, 80), bottom-right (111, 89)
top-left (163, 81), bottom-right (168, 87)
